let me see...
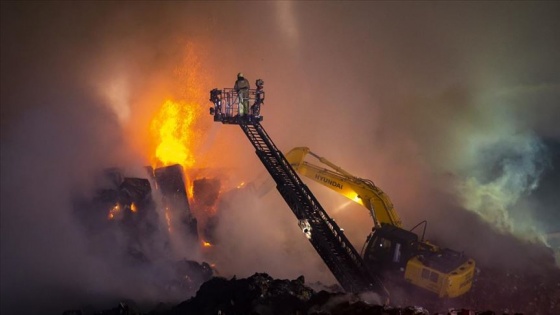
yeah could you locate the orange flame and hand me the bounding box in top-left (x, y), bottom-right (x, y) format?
top-left (150, 99), bottom-right (202, 169)
top-left (108, 203), bottom-right (121, 220)
top-left (147, 42), bottom-right (212, 171)
top-left (164, 207), bottom-right (172, 232)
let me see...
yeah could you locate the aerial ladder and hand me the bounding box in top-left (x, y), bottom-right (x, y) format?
top-left (208, 88), bottom-right (389, 299)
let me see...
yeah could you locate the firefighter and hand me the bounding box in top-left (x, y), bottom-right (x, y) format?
top-left (209, 88), bottom-right (222, 117)
top-left (234, 72), bottom-right (250, 117)
top-left (251, 79), bottom-right (265, 117)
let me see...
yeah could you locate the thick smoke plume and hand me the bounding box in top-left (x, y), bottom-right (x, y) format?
top-left (2, 2), bottom-right (559, 314)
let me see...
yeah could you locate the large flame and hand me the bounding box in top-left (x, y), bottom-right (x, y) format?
top-left (146, 41), bottom-right (211, 172)
top-left (150, 99), bottom-right (202, 169)
top-left (143, 43), bottom-right (236, 246)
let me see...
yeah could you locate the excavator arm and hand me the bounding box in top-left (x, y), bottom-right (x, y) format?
top-left (285, 147), bottom-right (476, 298)
top-left (285, 147), bottom-right (402, 229)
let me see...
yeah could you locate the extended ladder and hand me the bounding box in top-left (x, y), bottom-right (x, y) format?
top-left (209, 88), bottom-right (388, 298)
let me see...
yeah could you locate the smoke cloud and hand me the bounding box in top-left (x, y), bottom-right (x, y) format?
top-left (1, 1), bottom-right (559, 314)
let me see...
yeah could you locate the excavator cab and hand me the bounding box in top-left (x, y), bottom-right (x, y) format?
top-left (364, 224), bottom-right (474, 298)
top-left (363, 224), bottom-right (418, 272)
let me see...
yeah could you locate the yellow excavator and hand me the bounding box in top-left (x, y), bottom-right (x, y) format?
top-left (285, 147), bottom-right (475, 298)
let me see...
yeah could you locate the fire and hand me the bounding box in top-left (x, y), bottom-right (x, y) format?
top-left (186, 175), bottom-right (195, 200)
top-left (164, 207), bottom-right (172, 232)
top-left (108, 203), bottom-right (121, 220)
top-left (150, 99), bottom-right (201, 169)
top-left (147, 43), bottom-right (211, 171)
top-left (142, 43), bottom-right (231, 248)
top-left (130, 202), bottom-right (137, 213)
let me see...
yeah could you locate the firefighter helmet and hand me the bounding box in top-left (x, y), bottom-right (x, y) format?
top-left (237, 72), bottom-right (244, 79)
top-left (256, 79), bottom-right (264, 87)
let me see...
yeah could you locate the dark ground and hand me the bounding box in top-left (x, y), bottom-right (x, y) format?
top-left (64, 258), bottom-right (560, 315)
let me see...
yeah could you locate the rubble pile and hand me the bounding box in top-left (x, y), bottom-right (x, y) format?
top-left (75, 273), bottom-right (441, 315)
top-left (68, 267), bottom-right (560, 315)
top-left (170, 273), bottom-right (313, 315)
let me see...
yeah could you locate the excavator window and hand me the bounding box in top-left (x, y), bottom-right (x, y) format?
top-left (366, 237), bottom-right (403, 269)
top-left (422, 268), bottom-right (439, 283)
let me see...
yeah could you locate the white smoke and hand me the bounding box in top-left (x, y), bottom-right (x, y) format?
top-left (455, 130), bottom-right (549, 234)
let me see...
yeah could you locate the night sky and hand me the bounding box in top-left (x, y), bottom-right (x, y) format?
top-left (1, 2), bottom-right (559, 314)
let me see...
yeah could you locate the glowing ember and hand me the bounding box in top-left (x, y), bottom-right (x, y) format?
top-left (187, 175), bottom-right (195, 200)
top-left (236, 181), bottom-right (245, 189)
top-left (108, 203), bottom-right (121, 220)
top-left (150, 99), bottom-right (201, 169)
top-left (164, 207), bottom-right (172, 232)
top-left (130, 202), bottom-right (137, 213)
top-left (202, 241), bottom-right (212, 247)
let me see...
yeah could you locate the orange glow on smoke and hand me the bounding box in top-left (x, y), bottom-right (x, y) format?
top-left (165, 207), bottom-right (172, 232)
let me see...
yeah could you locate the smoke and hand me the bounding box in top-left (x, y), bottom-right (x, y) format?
top-left (0, 2), bottom-right (204, 314)
top-left (456, 130), bottom-right (549, 234)
top-left (209, 185), bottom-right (335, 283)
top-left (1, 1), bottom-right (559, 314)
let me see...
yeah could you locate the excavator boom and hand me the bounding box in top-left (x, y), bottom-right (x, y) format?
top-left (285, 147), bottom-right (402, 228)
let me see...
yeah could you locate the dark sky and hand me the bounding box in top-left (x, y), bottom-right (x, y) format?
top-left (1, 2), bottom-right (559, 314)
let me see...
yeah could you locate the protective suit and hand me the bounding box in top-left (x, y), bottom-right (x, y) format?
top-left (234, 73), bottom-right (250, 116)
top-left (251, 79), bottom-right (265, 117)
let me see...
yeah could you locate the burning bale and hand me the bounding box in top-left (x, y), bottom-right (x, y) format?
top-left (192, 177), bottom-right (221, 244)
top-left (153, 164), bottom-right (199, 241)
top-left (69, 165), bottom-right (216, 302)
top-left (72, 165), bottom-right (210, 258)
top-left (72, 167), bottom-right (162, 262)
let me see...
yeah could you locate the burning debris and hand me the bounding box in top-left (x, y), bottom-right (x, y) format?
top-left (72, 167), bottom-right (161, 263)
top-left (71, 164), bottom-right (217, 299)
top-left (153, 164), bottom-right (199, 241)
top-left (192, 177), bottom-right (221, 244)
